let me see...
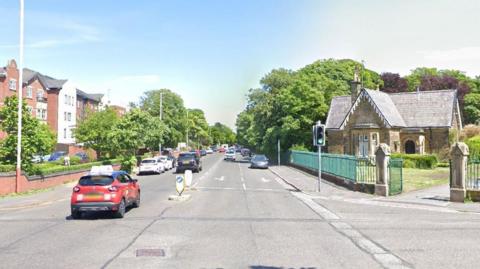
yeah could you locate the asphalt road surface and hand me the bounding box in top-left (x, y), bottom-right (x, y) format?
top-left (1, 153), bottom-right (480, 268)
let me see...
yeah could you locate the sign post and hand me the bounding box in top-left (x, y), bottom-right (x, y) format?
top-left (175, 175), bottom-right (185, 196)
top-left (185, 170), bottom-right (193, 187)
top-left (313, 121), bottom-right (325, 192)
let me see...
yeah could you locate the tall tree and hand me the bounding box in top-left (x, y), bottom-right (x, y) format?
top-left (139, 89), bottom-right (187, 148)
top-left (186, 108), bottom-right (210, 147)
top-left (210, 122), bottom-right (236, 145)
top-left (380, 72), bottom-right (408, 93)
top-left (74, 107), bottom-right (119, 159)
top-left (0, 96), bottom-right (56, 171)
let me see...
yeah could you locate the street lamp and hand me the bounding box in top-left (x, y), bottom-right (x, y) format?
top-left (16, 0), bottom-right (25, 193)
top-left (158, 91), bottom-right (163, 154)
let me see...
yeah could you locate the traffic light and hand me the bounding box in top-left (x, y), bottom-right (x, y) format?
top-left (313, 124), bottom-right (325, 146)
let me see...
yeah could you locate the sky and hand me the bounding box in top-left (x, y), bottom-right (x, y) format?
top-left (1, 0), bottom-right (480, 128)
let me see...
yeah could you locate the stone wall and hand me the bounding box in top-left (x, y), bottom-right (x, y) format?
top-left (327, 130), bottom-right (344, 154)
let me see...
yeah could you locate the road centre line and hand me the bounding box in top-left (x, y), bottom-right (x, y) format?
top-left (242, 183), bottom-right (246, 191)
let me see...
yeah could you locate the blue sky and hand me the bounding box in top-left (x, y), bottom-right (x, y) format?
top-left (1, 0), bottom-right (480, 128)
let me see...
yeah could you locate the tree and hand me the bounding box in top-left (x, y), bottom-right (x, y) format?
top-left (186, 108), bottom-right (210, 147)
top-left (0, 96), bottom-right (56, 171)
top-left (139, 89), bottom-right (187, 148)
top-left (380, 72), bottom-right (408, 93)
top-left (74, 107), bottom-right (119, 159)
top-left (464, 93), bottom-right (480, 124)
top-left (111, 108), bottom-right (167, 155)
top-left (210, 122), bottom-right (236, 145)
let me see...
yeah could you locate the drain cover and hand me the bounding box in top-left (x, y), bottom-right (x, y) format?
top-left (136, 248), bottom-right (165, 257)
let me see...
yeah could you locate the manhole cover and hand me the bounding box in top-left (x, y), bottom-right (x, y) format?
top-left (136, 248), bottom-right (165, 257)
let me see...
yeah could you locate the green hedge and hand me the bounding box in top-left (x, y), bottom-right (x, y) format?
top-left (30, 159), bottom-right (121, 176)
top-left (0, 164), bottom-right (15, 173)
top-left (466, 136), bottom-right (480, 160)
top-left (391, 153), bottom-right (438, 169)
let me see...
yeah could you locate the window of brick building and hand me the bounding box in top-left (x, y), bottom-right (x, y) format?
top-left (26, 86), bottom-right (33, 98)
top-left (9, 79), bottom-right (16, 91)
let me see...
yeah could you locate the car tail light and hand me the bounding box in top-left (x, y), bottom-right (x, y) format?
top-left (108, 186), bottom-right (119, 192)
top-left (73, 186), bottom-right (80, 192)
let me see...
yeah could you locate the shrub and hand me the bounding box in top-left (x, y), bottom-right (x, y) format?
top-left (0, 164), bottom-right (15, 172)
top-left (437, 162), bottom-right (450, 168)
top-left (120, 155), bottom-right (137, 173)
top-left (391, 153), bottom-right (438, 169)
top-left (460, 124), bottom-right (480, 141)
top-left (289, 144), bottom-right (309, 152)
top-left (403, 159), bottom-right (416, 168)
top-left (466, 136), bottom-right (480, 160)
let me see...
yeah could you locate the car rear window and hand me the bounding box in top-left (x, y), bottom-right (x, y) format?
top-left (178, 155), bottom-right (194, 161)
top-left (79, 176), bottom-right (114, 186)
top-left (253, 155), bottom-right (267, 161)
top-left (141, 159), bottom-right (156, 164)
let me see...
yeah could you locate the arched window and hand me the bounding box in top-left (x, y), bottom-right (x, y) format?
top-left (405, 140), bottom-right (416, 154)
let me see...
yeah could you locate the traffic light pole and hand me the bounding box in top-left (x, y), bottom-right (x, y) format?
top-left (317, 144), bottom-right (321, 192)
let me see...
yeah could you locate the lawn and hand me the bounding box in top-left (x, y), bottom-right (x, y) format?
top-left (402, 167), bottom-right (450, 193)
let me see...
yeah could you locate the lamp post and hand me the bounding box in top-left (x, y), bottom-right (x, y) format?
top-left (158, 92), bottom-right (163, 154)
top-left (15, 0), bottom-right (25, 193)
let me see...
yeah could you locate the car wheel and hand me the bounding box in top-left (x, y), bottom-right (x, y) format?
top-left (115, 199), bottom-right (126, 218)
top-left (71, 210), bottom-right (81, 220)
top-left (133, 193), bottom-right (140, 208)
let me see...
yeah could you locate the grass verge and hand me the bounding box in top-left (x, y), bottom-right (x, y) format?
top-left (0, 187), bottom-right (54, 199)
top-left (402, 167), bottom-right (449, 193)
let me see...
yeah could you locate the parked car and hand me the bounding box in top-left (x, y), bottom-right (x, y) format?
top-left (206, 148), bottom-right (213, 154)
top-left (157, 156), bottom-right (173, 170)
top-left (74, 152), bottom-right (89, 163)
top-left (218, 147), bottom-right (226, 153)
top-left (138, 158), bottom-right (165, 175)
top-left (31, 155), bottom-right (43, 163)
top-left (168, 156), bottom-right (177, 168)
top-left (224, 150), bottom-right (236, 161)
top-left (200, 149), bottom-right (207, 156)
top-left (176, 153), bottom-right (202, 173)
top-left (250, 154), bottom-right (269, 169)
top-left (241, 148), bottom-right (251, 157)
top-left (48, 151), bottom-right (66, 162)
top-left (70, 166), bottom-right (140, 219)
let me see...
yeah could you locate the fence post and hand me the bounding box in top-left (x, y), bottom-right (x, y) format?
top-left (450, 142), bottom-right (469, 202)
top-left (375, 143), bottom-right (390, 196)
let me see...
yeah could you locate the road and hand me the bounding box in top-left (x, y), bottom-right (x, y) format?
top-left (0, 153), bottom-right (480, 268)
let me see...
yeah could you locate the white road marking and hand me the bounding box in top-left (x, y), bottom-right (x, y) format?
top-left (290, 191), bottom-right (411, 269)
top-left (240, 177), bottom-right (244, 182)
top-left (197, 186), bottom-right (240, 191)
top-left (242, 183), bottom-right (246, 191)
top-left (261, 177), bottom-right (270, 183)
top-left (191, 157), bottom-right (223, 188)
top-left (214, 176), bottom-right (225, 181)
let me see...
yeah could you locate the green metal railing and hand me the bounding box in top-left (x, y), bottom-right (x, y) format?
top-left (289, 150), bottom-right (375, 183)
top-left (466, 160), bottom-right (480, 190)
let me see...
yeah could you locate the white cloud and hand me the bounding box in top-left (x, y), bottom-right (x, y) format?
top-left (420, 47), bottom-right (480, 61)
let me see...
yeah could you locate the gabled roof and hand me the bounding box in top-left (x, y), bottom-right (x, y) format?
top-left (326, 89), bottom-right (458, 130)
top-left (76, 89), bottom-right (104, 102)
top-left (23, 68), bottom-right (67, 89)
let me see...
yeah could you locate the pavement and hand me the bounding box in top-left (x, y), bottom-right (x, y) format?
top-left (1, 154), bottom-right (480, 268)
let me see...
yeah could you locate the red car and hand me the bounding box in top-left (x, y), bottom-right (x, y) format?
top-left (218, 147), bottom-right (226, 153)
top-left (70, 169), bottom-right (140, 219)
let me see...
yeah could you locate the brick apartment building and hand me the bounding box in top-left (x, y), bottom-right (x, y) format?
top-left (0, 60), bottom-right (66, 140)
top-left (0, 59), bottom-right (117, 155)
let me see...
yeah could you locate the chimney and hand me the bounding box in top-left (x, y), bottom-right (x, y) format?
top-left (351, 66), bottom-right (362, 104)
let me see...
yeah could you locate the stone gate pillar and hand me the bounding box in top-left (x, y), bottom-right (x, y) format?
top-left (450, 142), bottom-right (469, 202)
top-left (375, 143), bottom-right (390, 196)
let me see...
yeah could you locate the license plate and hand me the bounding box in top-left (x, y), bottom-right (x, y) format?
top-left (182, 161), bottom-right (189, 164)
top-left (86, 194), bottom-right (102, 199)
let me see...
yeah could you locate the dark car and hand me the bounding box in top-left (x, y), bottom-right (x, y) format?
top-left (250, 155), bottom-right (269, 169)
top-left (48, 151), bottom-right (66, 162)
top-left (176, 153), bottom-right (202, 173)
top-left (200, 149), bottom-right (207, 156)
